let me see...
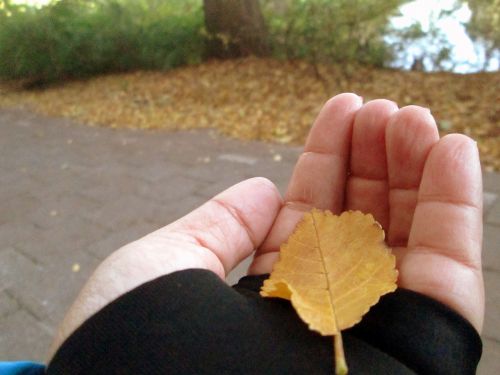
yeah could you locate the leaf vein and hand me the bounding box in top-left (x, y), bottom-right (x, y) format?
top-left (333, 261), bottom-right (388, 305)
top-left (284, 252), bottom-right (322, 263)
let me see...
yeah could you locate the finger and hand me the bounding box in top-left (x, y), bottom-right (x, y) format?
top-left (386, 106), bottom-right (439, 246)
top-left (400, 135), bottom-right (484, 331)
top-left (291, 93), bottom-right (363, 210)
top-left (164, 177), bottom-right (283, 277)
top-left (249, 93), bottom-right (363, 275)
top-left (345, 99), bottom-right (398, 229)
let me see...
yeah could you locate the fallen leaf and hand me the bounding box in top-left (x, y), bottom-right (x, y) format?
top-left (196, 156), bottom-right (211, 163)
top-left (261, 209), bottom-right (398, 374)
top-left (0, 58), bottom-right (497, 170)
top-left (438, 119), bottom-right (452, 131)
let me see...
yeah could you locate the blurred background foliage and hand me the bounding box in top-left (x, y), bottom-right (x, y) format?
top-left (262, 0), bottom-right (405, 68)
top-left (0, 0), bottom-right (498, 85)
top-left (0, 0), bottom-right (498, 170)
top-left (0, 0), bottom-right (204, 84)
top-left (465, 0), bottom-right (500, 70)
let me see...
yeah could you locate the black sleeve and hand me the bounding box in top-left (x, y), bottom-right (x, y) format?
top-left (46, 269), bottom-right (482, 375)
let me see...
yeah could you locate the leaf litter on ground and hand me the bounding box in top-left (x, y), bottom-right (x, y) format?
top-left (0, 57), bottom-right (498, 171)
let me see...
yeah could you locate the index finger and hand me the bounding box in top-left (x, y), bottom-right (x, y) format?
top-left (249, 93), bottom-right (363, 275)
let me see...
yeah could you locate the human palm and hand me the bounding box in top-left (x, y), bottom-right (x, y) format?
top-left (50, 94), bottom-right (484, 358)
top-left (250, 94), bottom-right (484, 332)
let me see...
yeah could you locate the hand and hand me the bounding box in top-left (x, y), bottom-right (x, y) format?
top-left (250, 94), bottom-right (484, 333)
top-left (49, 94), bottom-right (484, 359)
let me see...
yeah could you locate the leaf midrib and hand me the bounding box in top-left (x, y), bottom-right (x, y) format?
top-left (311, 212), bottom-right (339, 333)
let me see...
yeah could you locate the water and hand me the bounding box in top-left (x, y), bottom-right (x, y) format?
top-left (388, 0), bottom-right (499, 73)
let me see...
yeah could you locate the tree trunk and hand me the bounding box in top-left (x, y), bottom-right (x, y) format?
top-left (203, 0), bottom-right (270, 59)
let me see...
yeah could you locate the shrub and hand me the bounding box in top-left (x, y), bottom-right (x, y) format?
top-left (263, 0), bottom-right (407, 68)
top-left (0, 0), bottom-right (203, 84)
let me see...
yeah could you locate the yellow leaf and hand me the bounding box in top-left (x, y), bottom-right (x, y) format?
top-left (261, 209), bottom-right (397, 332)
top-left (260, 209), bottom-right (398, 374)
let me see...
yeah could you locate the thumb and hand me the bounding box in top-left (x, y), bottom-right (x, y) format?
top-left (164, 177), bottom-right (283, 277)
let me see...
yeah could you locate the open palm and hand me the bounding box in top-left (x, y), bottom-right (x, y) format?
top-left (250, 94), bottom-right (484, 332)
top-left (50, 94), bottom-right (484, 358)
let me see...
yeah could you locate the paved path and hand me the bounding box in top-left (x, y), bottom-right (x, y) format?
top-left (0, 109), bottom-right (498, 373)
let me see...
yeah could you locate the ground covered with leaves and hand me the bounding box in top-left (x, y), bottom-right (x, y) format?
top-left (0, 58), bottom-right (498, 171)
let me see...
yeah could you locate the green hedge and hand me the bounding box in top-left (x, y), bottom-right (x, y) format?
top-left (0, 0), bottom-right (203, 83)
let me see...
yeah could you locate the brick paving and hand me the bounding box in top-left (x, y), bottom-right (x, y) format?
top-left (0, 109), bottom-right (498, 373)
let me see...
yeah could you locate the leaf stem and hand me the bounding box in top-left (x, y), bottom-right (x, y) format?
top-left (334, 332), bottom-right (348, 375)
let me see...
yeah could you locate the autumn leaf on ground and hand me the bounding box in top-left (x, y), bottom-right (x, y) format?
top-left (261, 209), bottom-right (398, 374)
top-left (1, 58), bottom-right (498, 170)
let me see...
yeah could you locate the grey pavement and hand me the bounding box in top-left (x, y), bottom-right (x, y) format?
top-left (0, 109), bottom-right (498, 373)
